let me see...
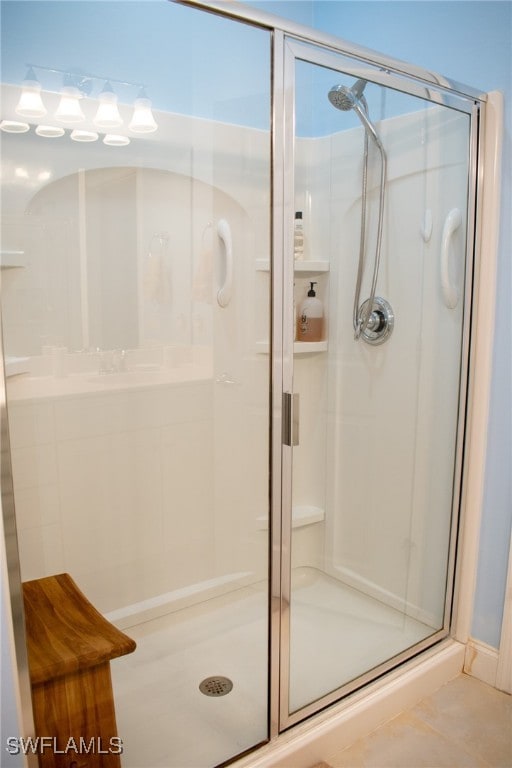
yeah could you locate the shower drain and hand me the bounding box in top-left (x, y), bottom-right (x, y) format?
top-left (199, 676), bottom-right (233, 697)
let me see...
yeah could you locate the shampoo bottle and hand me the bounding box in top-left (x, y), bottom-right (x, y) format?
top-left (297, 282), bottom-right (324, 342)
top-left (293, 211), bottom-right (304, 260)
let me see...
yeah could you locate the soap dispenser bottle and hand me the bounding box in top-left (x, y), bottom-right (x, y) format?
top-left (297, 282), bottom-right (324, 342)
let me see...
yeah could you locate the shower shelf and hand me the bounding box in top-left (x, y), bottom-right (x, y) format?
top-left (1, 250), bottom-right (26, 268)
top-left (256, 259), bottom-right (329, 273)
top-left (4, 356), bottom-right (30, 377)
top-left (256, 505), bottom-right (325, 530)
top-left (256, 340), bottom-right (328, 354)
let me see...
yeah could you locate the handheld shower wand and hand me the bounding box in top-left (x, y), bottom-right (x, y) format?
top-left (328, 80), bottom-right (393, 345)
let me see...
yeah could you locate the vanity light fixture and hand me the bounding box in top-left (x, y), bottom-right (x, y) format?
top-left (12, 65), bottom-right (157, 140)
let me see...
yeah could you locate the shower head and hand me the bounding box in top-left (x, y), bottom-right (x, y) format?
top-left (328, 79), bottom-right (367, 111)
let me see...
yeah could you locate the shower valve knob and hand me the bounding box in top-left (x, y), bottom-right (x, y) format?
top-left (358, 297), bottom-right (394, 346)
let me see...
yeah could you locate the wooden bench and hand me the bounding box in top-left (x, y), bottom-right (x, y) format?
top-left (22, 573), bottom-right (136, 768)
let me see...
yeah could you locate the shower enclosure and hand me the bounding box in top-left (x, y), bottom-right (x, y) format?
top-left (280, 39), bottom-right (474, 725)
top-left (0, 1), bottom-right (489, 766)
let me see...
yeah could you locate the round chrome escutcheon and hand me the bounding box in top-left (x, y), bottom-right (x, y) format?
top-left (358, 296), bottom-right (394, 346)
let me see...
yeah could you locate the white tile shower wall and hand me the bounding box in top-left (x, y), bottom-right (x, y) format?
top-left (301, 107), bottom-right (470, 624)
top-left (401, 107), bottom-right (469, 624)
top-left (8, 382), bottom-right (216, 612)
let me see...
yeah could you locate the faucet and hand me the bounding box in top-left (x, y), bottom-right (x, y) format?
top-left (97, 348), bottom-right (127, 374)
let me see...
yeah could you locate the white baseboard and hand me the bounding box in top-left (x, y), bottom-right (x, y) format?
top-left (464, 638), bottom-right (499, 687)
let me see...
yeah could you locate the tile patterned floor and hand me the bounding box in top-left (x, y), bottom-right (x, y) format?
top-left (323, 674), bottom-right (512, 768)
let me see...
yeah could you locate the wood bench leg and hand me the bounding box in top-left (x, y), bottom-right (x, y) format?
top-left (32, 662), bottom-right (123, 768)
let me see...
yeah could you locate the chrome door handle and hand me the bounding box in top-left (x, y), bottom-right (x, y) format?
top-left (283, 392), bottom-right (299, 447)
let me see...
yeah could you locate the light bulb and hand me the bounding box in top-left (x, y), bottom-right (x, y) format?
top-left (55, 86), bottom-right (85, 124)
top-left (16, 68), bottom-right (47, 118)
top-left (94, 82), bottom-right (122, 129)
top-left (129, 92), bottom-right (157, 134)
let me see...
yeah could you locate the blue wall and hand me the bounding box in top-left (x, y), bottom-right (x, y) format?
top-left (249, 0), bottom-right (512, 649)
top-left (0, 1), bottom-right (271, 128)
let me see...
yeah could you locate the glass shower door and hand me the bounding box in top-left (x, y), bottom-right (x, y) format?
top-left (282, 39), bottom-right (473, 724)
top-left (0, 3), bottom-right (271, 766)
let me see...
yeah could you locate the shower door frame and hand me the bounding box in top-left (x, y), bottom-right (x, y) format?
top-left (271, 29), bottom-right (485, 733)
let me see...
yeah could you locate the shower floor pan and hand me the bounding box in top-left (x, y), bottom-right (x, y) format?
top-left (111, 567), bottom-right (434, 768)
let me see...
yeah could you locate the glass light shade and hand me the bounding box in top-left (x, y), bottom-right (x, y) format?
top-left (70, 129), bottom-right (99, 143)
top-left (129, 97), bottom-right (157, 133)
top-left (35, 125), bottom-right (65, 138)
top-left (16, 80), bottom-right (47, 118)
top-left (55, 87), bottom-right (85, 123)
top-left (103, 134), bottom-right (130, 146)
top-left (0, 120), bottom-right (30, 133)
top-left (94, 84), bottom-right (122, 128)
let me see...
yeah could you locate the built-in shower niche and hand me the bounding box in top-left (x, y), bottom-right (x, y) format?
top-left (4, 163), bottom-right (270, 620)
